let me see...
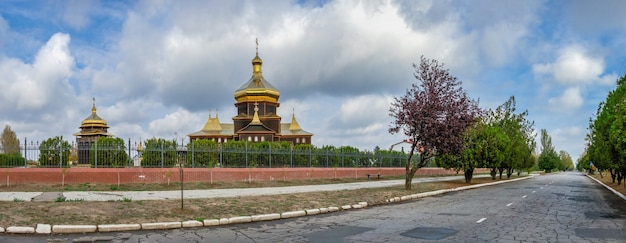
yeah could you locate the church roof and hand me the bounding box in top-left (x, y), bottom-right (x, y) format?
top-left (80, 98), bottom-right (108, 128)
top-left (73, 98), bottom-right (113, 137)
top-left (234, 41), bottom-right (280, 103)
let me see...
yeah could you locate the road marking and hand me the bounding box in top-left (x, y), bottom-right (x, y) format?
top-left (476, 218), bottom-right (487, 223)
top-left (532, 191), bottom-right (536, 193)
top-left (506, 203), bottom-right (513, 207)
top-left (540, 187), bottom-right (543, 189)
top-left (523, 195), bottom-right (527, 198)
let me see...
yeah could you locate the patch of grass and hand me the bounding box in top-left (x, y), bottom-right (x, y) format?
top-left (0, 175), bottom-right (524, 226)
top-left (13, 198), bottom-right (25, 202)
top-left (121, 197), bottom-right (132, 202)
top-left (55, 196), bottom-right (67, 202)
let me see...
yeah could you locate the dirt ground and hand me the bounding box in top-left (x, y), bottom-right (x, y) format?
top-left (590, 173), bottom-right (626, 197)
top-left (0, 175), bottom-right (523, 227)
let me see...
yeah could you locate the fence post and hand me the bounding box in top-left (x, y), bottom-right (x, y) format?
top-left (95, 140), bottom-right (98, 168)
top-left (245, 142), bottom-right (248, 168)
top-left (128, 138), bottom-right (131, 167)
top-left (24, 137), bottom-right (27, 167)
top-left (191, 141), bottom-right (195, 168)
top-left (290, 144), bottom-right (293, 168)
top-left (219, 143), bottom-right (223, 168)
top-left (161, 140), bottom-right (164, 168)
top-left (326, 148), bottom-right (329, 167)
top-left (269, 143), bottom-right (272, 168)
top-left (59, 138), bottom-right (63, 169)
top-left (308, 146), bottom-right (312, 167)
top-left (341, 147), bottom-right (344, 168)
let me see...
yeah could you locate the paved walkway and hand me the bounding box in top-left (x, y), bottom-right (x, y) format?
top-left (1, 174), bottom-right (490, 202)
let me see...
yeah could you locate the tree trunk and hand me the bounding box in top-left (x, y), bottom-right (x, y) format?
top-left (506, 168), bottom-right (513, 178)
top-left (498, 168), bottom-right (504, 179)
top-left (404, 143), bottom-right (420, 190)
top-left (610, 168), bottom-right (616, 183)
top-left (490, 168), bottom-right (497, 180)
top-left (464, 168), bottom-right (474, 183)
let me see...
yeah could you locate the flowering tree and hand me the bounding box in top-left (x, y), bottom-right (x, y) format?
top-left (389, 56), bottom-right (481, 190)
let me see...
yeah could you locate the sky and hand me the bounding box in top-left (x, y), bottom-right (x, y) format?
top-left (0, 0), bottom-right (625, 161)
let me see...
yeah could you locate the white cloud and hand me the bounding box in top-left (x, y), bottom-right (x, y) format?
top-left (550, 126), bottom-right (585, 156)
top-left (148, 109), bottom-right (202, 139)
top-left (0, 33), bottom-right (75, 111)
top-left (548, 86), bottom-right (584, 112)
top-left (533, 45), bottom-right (606, 85)
top-left (61, 0), bottom-right (97, 30)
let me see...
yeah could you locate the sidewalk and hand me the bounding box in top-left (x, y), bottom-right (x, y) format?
top-left (1, 174), bottom-right (491, 202)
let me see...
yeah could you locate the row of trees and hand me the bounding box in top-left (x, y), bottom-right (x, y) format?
top-left (28, 137), bottom-right (408, 168)
top-left (578, 74), bottom-right (626, 185)
top-left (436, 97), bottom-right (536, 183)
top-left (389, 56), bottom-right (575, 190)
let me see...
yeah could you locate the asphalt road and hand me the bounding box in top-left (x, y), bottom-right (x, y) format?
top-left (3, 172), bottom-right (625, 242)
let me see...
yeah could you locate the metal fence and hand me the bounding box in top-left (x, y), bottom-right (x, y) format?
top-left (0, 139), bottom-right (428, 168)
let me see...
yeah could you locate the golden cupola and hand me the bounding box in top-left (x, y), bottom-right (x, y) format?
top-left (80, 98), bottom-right (109, 129)
top-left (233, 40), bottom-right (280, 104)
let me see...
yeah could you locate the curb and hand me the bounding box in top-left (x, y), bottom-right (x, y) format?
top-left (585, 174), bottom-right (626, 201)
top-left (0, 175), bottom-right (535, 235)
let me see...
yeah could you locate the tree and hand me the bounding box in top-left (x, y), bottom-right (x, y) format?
top-left (537, 129), bottom-right (559, 172)
top-left (38, 136), bottom-right (71, 167)
top-left (558, 150), bottom-right (574, 171)
top-left (587, 74), bottom-right (626, 184)
top-left (187, 139), bottom-right (219, 168)
top-left (90, 137), bottom-right (129, 168)
top-left (389, 56), bottom-right (481, 190)
top-left (142, 138), bottom-right (177, 167)
top-left (485, 96), bottom-right (535, 179)
top-left (1, 125), bottom-right (20, 155)
top-left (439, 120), bottom-right (506, 183)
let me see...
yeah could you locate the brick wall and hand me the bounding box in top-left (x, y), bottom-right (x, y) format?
top-left (1, 167), bottom-right (490, 185)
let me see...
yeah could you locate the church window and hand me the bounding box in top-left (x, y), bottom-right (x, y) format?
top-left (296, 138), bottom-right (300, 143)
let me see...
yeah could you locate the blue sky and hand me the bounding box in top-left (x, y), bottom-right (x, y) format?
top-left (1, 0), bottom-right (625, 161)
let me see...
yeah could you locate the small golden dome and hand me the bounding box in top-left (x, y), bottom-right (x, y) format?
top-left (80, 98), bottom-right (109, 129)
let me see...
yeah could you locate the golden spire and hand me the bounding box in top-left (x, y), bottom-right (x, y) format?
top-left (91, 97), bottom-right (96, 114)
top-left (252, 38), bottom-right (263, 75)
top-left (289, 108), bottom-right (302, 131)
top-left (250, 102), bottom-right (262, 125)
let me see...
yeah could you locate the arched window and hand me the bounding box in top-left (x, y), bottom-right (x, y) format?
top-left (254, 136), bottom-right (259, 142)
top-left (296, 138), bottom-right (300, 143)
top-left (218, 138), bottom-right (221, 143)
top-left (261, 136), bottom-right (265, 142)
top-left (302, 138), bottom-right (306, 143)
top-left (248, 136), bottom-right (252, 141)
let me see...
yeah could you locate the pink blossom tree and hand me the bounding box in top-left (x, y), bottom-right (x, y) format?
top-left (389, 56), bottom-right (481, 190)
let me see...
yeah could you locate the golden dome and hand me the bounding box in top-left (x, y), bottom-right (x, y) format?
top-left (80, 98), bottom-right (109, 129)
top-left (234, 40), bottom-right (280, 104)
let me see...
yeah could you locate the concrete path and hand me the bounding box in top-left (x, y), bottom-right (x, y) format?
top-left (0, 174), bottom-right (491, 202)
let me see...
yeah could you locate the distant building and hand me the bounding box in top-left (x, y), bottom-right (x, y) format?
top-left (73, 98), bottom-right (114, 164)
top-left (188, 42), bottom-right (313, 144)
